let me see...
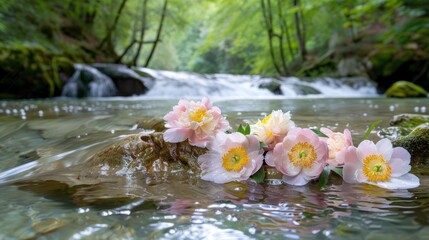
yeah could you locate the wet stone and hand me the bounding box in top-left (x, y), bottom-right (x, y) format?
top-left (32, 219), bottom-right (65, 234)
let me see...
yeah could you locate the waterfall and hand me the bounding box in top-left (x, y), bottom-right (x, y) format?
top-left (62, 65), bottom-right (378, 99)
top-left (62, 64), bottom-right (117, 98)
top-left (135, 68), bottom-right (379, 99)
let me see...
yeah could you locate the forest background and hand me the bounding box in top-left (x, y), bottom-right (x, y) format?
top-left (0, 0), bottom-right (428, 98)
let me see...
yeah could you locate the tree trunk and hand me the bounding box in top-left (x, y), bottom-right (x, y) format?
top-left (261, 0), bottom-right (282, 75)
top-left (144, 0), bottom-right (168, 67)
top-left (116, 39), bottom-right (136, 63)
top-left (98, 0), bottom-right (128, 50)
top-left (131, 0), bottom-right (149, 66)
top-left (278, 0), bottom-right (295, 59)
top-left (293, 0), bottom-right (306, 60)
top-left (276, 0), bottom-right (289, 75)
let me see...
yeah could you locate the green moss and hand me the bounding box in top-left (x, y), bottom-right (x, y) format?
top-left (391, 114), bottom-right (429, 128)
top-left (385, 81), bottom-right (428, 98)
top-left (393, 124), bottom-right (429, 167)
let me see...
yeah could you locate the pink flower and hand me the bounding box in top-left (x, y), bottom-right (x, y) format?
top-left (320, 127), bottom-right (353, 167)
top-left (265, 128), bottom-right (329, 186)
top-left (163, 97), bottom-right (230, 147)
top-left (198, 132), bottom-right (264, 184)
top-left (343, 138), bottom-right (420, 189)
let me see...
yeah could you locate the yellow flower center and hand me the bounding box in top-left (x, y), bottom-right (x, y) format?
top-left (363, 154), bottom-right (392, 182)
top-left (288, 142), bottom-right (317, 168)
top-left (261, 114), bottom-right (271, 124)
top-left (265, 129), bottom-right (273, 139)
top-left (189, 108), bottom-right (207, 123)
top-left (222, 146), bottom-right (249, 172)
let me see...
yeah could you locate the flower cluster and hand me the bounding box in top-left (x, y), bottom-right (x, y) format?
top-left (163, 97), bottom-right (420, 190)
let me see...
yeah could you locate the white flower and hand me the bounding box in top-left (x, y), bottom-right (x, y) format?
top-left (198, 132), bottom-right (264, 184)
top-left (250, 110), bottom-right (295, 150)
top-left (343, 138), bottom-right (420, 189)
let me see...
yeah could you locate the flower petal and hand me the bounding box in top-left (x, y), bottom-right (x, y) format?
top-left (343, 147), bottom-right (362, 183)
top-left (356, 140), bottom-right (377, 162)
top-left (282, 174), bottom-right (309, 186)
top-left (302, 161), bottom-right (324, 179)
top-left (163, 128), bottom-right (191, 143)
top-left (280, 158), bottom-right (301, 177)
top-left (389, 147), bottom-right (411, 177)
top-left (376, 138), bottom-right (393, 161)
top-left (356, 169), bottom-right (367, 182)
top-left (320, 127), bottom-right (333, 137)
top-left (368, 173), bottom-right (420, 189)
top-left (265, 151), bottom-right (276, 167)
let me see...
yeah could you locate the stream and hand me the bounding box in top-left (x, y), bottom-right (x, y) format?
top-left (0, 97), bottom-right (428, 239)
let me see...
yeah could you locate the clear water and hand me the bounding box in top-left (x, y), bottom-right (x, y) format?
top-left (0, 98), bottom-right (428, 239)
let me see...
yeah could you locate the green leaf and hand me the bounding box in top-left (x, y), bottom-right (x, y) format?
top-left (237, 124), bottom-right (245, 134)
top-left (250, 166), bottom-right (265, 184)
top-left (259, 141), bottom-right (267, 149)
top-left (311, 128), bottom-right (329, 138)
top-left (245, 124), bottom-right (251, 135)
top-left (318, 167), bottom-right (331, 189)
top-left (237, 124), bottom-right (251, 135)
top-left (330, 167), bottom-right (343, 177)
top-left (362, 120), bottom-right (382, 141)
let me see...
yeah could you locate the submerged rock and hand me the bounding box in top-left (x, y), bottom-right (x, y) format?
top-left (385, 81), bottom-right (428, 98)
top-left (15, 132), bottom-right (206, 187)
top-left (379, 114), bottom-right (429, 167)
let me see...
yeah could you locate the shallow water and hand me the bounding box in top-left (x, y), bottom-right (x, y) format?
top-left (0, 98), bottom-right (428, 239)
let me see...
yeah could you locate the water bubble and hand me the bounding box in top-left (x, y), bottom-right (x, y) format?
top-left (78, 208), bottom-right (90, 213)
top-left (389, 105), bottom-right (395, 111)
top-left (363, 113), bottom-right (367, 117)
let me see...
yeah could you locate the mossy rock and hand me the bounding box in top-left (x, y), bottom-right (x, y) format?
top-left (379, 114), bottom-right (429, 167)
top-left (393, 123), bottom-right (429, 167)
top-left (390, 114), bottom-right (429, 128)
top-left (385, 81), bottom-right (428, 98)
top-left (0, 46), bottom-right (64, 98)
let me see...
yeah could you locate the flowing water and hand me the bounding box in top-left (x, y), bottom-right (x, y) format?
top-left (0, 97), bottom-right (428, 239)
top-left (62, 65), bottom-right (379, 99)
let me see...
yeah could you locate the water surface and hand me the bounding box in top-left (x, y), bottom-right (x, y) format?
top-left (0, 98), bottom-right (428, 239)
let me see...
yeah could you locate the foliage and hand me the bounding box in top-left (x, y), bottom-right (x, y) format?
top-left (1, 0), bottom-right (429, 96)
